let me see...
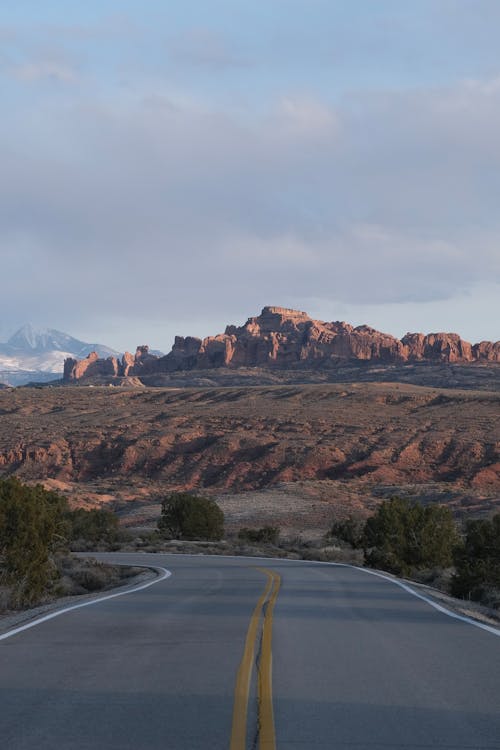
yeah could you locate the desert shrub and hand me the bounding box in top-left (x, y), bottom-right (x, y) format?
top-left (330, 516), bottom-right (365, 548)
top-left (363, 496), bottom-right (458, 576)
top-left (238, 526), bottom-right (280, 544)
top-left (451, 514), bottom-right (500, 607)
top-left (0, 586), bottom-right (10, 613)
top-left (0, 478), bottom-right (68, 606)
top-left (68, 508), bottom-right (120, 545)
top-left (55, 557), bottom-right (141, 595)
top-left (158, 492), bottom-right (224, 540)
top-left (70, 564), bottom-right (110, 592)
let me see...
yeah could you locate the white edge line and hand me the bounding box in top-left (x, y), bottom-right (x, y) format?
top-left (74, 552), bottom-right (500, 639)
top-left (121, 551), bottom-right (500, 639)
top-left (344, 564), bottom-right (500, 638)
top-left (0, 565), bottom-right (171, 642)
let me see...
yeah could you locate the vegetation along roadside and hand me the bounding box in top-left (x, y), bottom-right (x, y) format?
top-left (0, 478), bottom-right (144, 613)
top-left (1, 481), bottom-right (499, 623)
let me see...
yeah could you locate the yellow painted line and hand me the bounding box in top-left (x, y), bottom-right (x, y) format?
top-left (256, 569), bottom-right (281, 750)
top-left (230, 569), bottom-right (274, 750)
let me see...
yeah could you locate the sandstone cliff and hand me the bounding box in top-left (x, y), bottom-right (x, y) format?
top-left (63, 306), bottom-right (500, 382)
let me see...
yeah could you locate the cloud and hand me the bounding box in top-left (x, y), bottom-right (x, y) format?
top-left (273, 95), bottom-right (340, 135)
top-left (12, 59), bottom-right (77, 82)
top-left (168, 28), bottom-right (250, 69)
top-left (0, 73), bottom-right (499, 345)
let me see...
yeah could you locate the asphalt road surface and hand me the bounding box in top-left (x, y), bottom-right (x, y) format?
top-left (1, 553), bottom-right (499, 749)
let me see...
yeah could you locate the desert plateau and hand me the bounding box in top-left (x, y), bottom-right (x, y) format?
top-left (2, 307), bottom-right (499, 537)
top-left (1, 379), bottom-right (498, 537)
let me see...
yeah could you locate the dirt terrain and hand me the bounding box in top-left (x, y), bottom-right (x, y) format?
top-left (60, 361), bottom-right (500, 392)
top-left (0, 382), bottom-right (498, 533)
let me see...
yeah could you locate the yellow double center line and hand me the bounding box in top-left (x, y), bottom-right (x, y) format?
top-left (230, 567), bottom-right (281, 750)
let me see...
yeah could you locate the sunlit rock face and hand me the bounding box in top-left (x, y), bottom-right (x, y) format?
top-left (63, 306), bottom-right (500, 381)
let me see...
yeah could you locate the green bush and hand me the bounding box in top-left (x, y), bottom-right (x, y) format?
top-left (158, 492), bottom-right (224, 541)
top-left (363, 497), bottom-right (458, 576)
top-left (68, 508), bottom-right (119, 545)
top-left (451, 514), bottom-right (500, 607)
top-left (0, 478), bottom-right (68, 606)
top-left (330, 517), bottom-right (365, 549)
top-left (238, 526), bottom-right (280, 544)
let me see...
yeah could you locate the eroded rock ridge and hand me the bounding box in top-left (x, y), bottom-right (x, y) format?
top-left (63, 306), bottom-right (500, 381)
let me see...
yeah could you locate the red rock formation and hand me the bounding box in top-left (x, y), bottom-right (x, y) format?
top-left (63, 306), bottom-right (500, 381)
top-left (473, 341), bottom-right (500, 362)
top-left (121, 351), bottom-right (135, 377)
top-left (64, 352), bottom-right (119, 380)
top-left (130, 345), bottom-right (159, 374)
top-left (165, 308), bottom-right (408, 370)
top-left (402, 332), bottom-right (474, 362)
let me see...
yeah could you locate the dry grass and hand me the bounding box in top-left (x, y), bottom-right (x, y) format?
top-left (0, 557), bottom-right (144, 614)
top-left (53, 556), bottom-right (143, 596)
top-left (115, 529), bottom-right (364, 567)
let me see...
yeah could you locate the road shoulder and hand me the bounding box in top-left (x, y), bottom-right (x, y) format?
top-left (0, 566), bottom-right (157, 636)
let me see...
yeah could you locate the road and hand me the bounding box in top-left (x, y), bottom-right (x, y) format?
top-left (1, 553), bottom-right (499, 749)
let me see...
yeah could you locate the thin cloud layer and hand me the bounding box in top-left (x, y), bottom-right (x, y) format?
top-left (0, 3), bottom-right (498, 348)
top-left (169, 28), bottom-right (250, 69)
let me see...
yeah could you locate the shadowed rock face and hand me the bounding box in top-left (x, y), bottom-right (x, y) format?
top-left (63, 306), bottom-right (500, 381)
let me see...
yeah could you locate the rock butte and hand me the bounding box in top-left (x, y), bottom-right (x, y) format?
top-left (64, 306), bottom-right (500, 382)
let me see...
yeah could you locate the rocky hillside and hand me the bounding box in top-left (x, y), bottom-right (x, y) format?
top-left (0, 384), bottom-right (498, 521)
top-left (64, 306), bottom-right (500, 384)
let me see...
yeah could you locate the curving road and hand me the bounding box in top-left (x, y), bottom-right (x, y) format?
top-left (1, 553), bottom-right (499, 749)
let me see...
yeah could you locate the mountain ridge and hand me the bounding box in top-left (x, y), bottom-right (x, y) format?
top-left (0, 325), bottom-right (119, 386)
top-left (63, 305), bottom-right (500, 385)
top-left (4, 324), bottom-right (119, 358)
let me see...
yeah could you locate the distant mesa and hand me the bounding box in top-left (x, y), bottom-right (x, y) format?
top-left (63, 306), bottom-right (500, 383)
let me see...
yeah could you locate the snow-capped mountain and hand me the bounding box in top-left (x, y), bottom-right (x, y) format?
top-left (0, 325), bottom-right (120, 386)
top-left (5, 324), bottom-right (118, 358)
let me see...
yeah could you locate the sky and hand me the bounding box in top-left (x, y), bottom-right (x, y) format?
top-left (1, 0), bottom-right (499, 351)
